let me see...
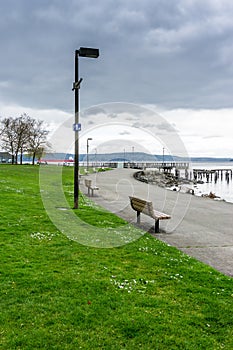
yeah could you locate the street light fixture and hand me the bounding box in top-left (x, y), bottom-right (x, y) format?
top-left (79, 47), bottom-right (99, 58)
top-left (86, 137), bottom-right (93, 173)
top-left (73, 47), bottom-right (99, 209)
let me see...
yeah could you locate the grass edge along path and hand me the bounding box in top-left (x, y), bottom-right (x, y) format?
top-left (0, 165), bottom-right (232, 350)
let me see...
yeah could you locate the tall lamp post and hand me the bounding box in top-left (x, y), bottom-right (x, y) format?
top-left (86, 137), bottom-right (92, 172)
top-left (95, 148), bottom-right (97, 165)
top-left (162, 147), bottom-right (165, 172)
top-left (73, 47), bottom-right (99, 209)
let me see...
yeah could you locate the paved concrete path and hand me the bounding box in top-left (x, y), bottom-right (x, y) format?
top-left (81, 168), bottom-right (233, 277)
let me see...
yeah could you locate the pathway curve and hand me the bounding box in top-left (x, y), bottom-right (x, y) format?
top-left (80, 168), bottom-right (233, 277)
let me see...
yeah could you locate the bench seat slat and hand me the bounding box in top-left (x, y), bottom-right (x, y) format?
top-left (129, 196), bottom-right (171, 233)
top-left (152, 210), bottom-right (171, 220)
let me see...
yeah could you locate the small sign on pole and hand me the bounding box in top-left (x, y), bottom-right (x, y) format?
top-left (73, 123), bottom-right (81, 132)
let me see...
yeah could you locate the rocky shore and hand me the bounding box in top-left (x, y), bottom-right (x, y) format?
top-left (134, 170), bottom-right (222, 199)
top-left (134, 170), bottom-right (191, 188)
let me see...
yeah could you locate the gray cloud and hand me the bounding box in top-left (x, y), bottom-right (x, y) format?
top-left (156, 122), bottom-right (177, 132)
top-left (1, 0), bottom-right (233, 113)
top-left (108, 113), bottom-right (118, 119)
top-left (83, 107), bottom-right (106, 116)
top-left (132, 122), bottom-right (156, 129)
top-left (119, 130), bottom-right (131, 135)
top-left (203, 135), bottom-right (222, 139)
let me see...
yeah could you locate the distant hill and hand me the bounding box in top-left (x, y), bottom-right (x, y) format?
top-left (190, 157), bottom-right (231, 163)
top-left (41, 152), bottom-right (232, 163)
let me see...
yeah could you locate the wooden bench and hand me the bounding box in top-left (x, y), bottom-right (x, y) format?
top-left (84, 179), bottom-right (99, 196)
top-left (129, 196), bottom-right (171, 233)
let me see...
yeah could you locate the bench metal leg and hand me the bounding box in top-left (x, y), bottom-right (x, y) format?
top-left (155, 219), bottom-right (159, 233)
top-left (137, 211), bottom-right (140, 224)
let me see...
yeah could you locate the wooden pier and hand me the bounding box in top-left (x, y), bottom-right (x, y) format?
top-left (95, 161), bottom-right (190, 171)
top-left (193, 169), bottom-right (233, 183)
top-left (147, 162), bottom-right (189, 170)
top-left (125, 162), bottom-right (189, 171)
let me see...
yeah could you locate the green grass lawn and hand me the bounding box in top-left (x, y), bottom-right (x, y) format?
top-left (0, 165), bottom-right (232, 350)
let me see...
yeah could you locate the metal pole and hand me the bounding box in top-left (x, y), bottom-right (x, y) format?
top-left (74, 50), bottom-right (79, 209)
top-left (87, 139), bottom-right (89, 172)
top-left (86, 138), bottom-right (92, 172)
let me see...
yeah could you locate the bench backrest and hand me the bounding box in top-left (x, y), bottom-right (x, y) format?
top-left (85, 179), bottom-right (92, 187)
top-left (129, 196), bottom-right (154, 217)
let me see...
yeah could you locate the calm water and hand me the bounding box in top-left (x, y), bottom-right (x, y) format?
top-left (189, 162), bottom-right (233, 204)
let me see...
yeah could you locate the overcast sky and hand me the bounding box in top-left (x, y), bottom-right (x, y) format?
top-left (0, 0), bottom-right (233, 157)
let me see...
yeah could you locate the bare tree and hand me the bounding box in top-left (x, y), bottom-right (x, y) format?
top-left (0, 114), bottom-right (50, 165)
top-left (27, 119), bottom-right (50, 165)
top-left (15, 114), bottom-right (33, 164)
top-left (0, 117), bottom-right (18, 164)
